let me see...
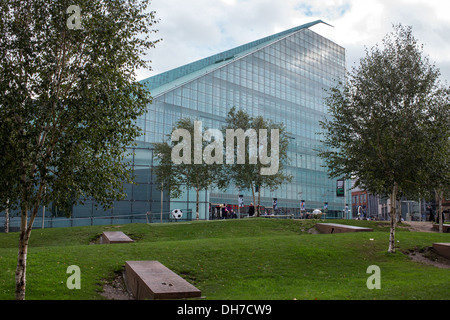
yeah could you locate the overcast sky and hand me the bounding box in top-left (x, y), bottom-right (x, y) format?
top-left (138, 0), bottom-right (450, 83)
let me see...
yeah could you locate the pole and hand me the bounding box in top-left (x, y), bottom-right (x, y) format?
top-left (407, 202), bottom-right (410, 221)
top-left (160, 181), bottom-right (163, 223)
top-left (238, 201), bottom-right (240, 219)
top-left (42, 205), bottom-right (45, 229)
top-left (419, 198), bottom-right (422, 221)
top-left (343, 179), bottom-right (346, 219)
top-left (42, 186), bottom-right (46, 229)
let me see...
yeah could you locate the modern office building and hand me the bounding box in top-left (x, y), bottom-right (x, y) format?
top-left (2, 20), bottom-right (349, 229)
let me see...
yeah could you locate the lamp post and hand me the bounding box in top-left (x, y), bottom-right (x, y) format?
top-left (298, 191), bottom-right (303, 218)
top-left (160, 181), bottom-right (163, 223)
top-left (42, 185), bottom-right (46, 229)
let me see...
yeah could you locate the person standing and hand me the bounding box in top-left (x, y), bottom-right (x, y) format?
top-left (248, 203), bottom-right (255, 217)
top-left (428, 206), bottom-right (434, 222)
top-left (221, 204), bottom-right (228, 219)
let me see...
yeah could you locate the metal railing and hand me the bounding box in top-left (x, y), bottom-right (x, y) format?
top-left (0, 210), bottom-right (194, 232)
top-left (1, 208), bottom-right (345, 233)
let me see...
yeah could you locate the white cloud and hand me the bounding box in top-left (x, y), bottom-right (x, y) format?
top-left (305, 0), bottom-right (450, 80)
top-left (138, 0), bottom-right (450, 82)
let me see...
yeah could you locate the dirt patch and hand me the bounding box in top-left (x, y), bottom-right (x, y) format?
top-left (100, 271), bottom-right (135, 300)
top-left (89, 234), bottom-right (103, 245)
top-left (307, 227), bottom-right (320, 234)
top-left (405, 247), bottom-right (450, 269)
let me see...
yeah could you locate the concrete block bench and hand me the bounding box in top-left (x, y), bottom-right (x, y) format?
top-left (315, 223), bottom-right (374, 234)
top-left (432, 243), bottom-right (450, 260)
top-left (101, 231), bottom-right (134, 244)
top-left (125, 261), bottom-right (201, 300)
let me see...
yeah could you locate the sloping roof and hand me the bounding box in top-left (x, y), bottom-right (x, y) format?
top-left (141, 20), bottom-right (331, 97)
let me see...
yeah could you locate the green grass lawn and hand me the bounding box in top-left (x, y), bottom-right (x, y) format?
top-left (0, 219), bottom-right (449, 300)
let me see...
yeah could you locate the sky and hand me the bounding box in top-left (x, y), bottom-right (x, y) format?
top-left (138, 0), bottom-right (450, 83)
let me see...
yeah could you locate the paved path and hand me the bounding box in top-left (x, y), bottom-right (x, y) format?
top-left (403, 221), bottom-right (435, 232)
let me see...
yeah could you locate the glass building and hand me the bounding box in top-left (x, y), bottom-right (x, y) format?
top-left (133, 19), bottom-right (349, 221)
top-left (2, 20), bottom-right (350, 230)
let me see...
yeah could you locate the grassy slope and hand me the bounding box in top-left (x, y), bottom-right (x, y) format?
top-left (0, 219), bottom-right (449, 300)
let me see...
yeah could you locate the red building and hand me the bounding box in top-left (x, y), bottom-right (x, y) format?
top-left (352, 190), bottom-right (368, 218)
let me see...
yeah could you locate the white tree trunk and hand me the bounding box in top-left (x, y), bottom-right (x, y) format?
top-left (196, 188), bottom-right (199, 221)
top-left (15, 208), bottom-right (29, 300)
top-left (4, 199), bottom-right (9, 233)
top-left (436, 188), bottom-right (444, 233)
top-left (388, 183), bottom-right (398, 253)
top-left (257, 188), bottom-right (261, 217)
top-left (251, 184), bottom-right (256, 208)
top-left (15, 184), bottom-right (42, 300)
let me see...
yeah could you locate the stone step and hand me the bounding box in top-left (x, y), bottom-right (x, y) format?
top-left (101, 231), bottom-right (134, 244)
top-left (315, 223), bottom-right (373, 234)
top-left (125, 261), bottom-right (201, 300)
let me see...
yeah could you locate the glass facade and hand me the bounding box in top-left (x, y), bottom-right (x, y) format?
top-left (1, 21), bottom-right (349, 230)
top-left (133, 23), bottom-right (349, 220)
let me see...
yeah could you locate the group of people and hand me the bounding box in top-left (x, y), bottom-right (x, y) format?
top-left (218, 204), bottom-right (238, 219)
top-left (217, 202), bottom-right (266, 218)
top-left (247, 203), bottom-right (271, 217)
top-left (216, 202), bottom-right (267, 218)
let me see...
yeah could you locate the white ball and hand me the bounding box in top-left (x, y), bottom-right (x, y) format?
top-left (172, 209), bottom-right (183, 220)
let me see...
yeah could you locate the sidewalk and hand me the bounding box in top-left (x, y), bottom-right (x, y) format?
top-left (403, 221), bottom-right (435, 232)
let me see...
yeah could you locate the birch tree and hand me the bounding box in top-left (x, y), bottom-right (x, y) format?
top-left (152, 118), bottom-right (227, 220)
top-left (0, 0), bottom-right (159, 299)
top-left (423, 88), bottom-right (450, 232)
top-left (318, 25), bottom-right (444, 253)
top-left (223, 107), bottom-right (292, 216)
